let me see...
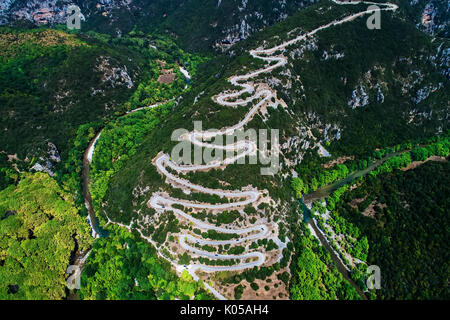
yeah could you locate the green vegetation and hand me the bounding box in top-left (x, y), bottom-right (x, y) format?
top-left (0, 26), bottom-right (204, 196)
top-left (90, 103), bottom-right (172, 215)
top-left (0, 24), bottom-right (207, 301)
top-left (234, 284), bottom-right (244, 300)
top-left (1, 0), bottom-right (448, 301)
top-left (0, 27), bottom-right (138, 158)
top-left (201, 230), bottom-right (239, 241)
top-left (228, 246), bottom-right (245, 255)
top-left (57, 122), bottom-right (103, 212)
top-left (371, 136), bottom-right (450, 177)
top-left (81, 0), bottom-right (320, 53)
top-left (300, 135), bottom-right (449, 299)
top-left (289, 225), bottom-right (361, 300)
top-left (250, 283), bottom-right (259, 291)
top-left (0, 153), bottom-right (19, 191)
top-left (334, 160), bottom-right (449, 299)
top-left (0, 173), bottom-right (92, 299)
top-left (293, 164), bottom-right (350, 197)
top-left (294, 13), bottom-right (447, 156)
top-left (111, 32), bottom-right (206, 109)
top-left (293, 134), bottom-right (450, 199)
top-left (80, 225), bottom-right (213, 300)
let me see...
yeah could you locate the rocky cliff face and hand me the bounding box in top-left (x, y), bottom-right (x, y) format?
top-left (212, 0), bottom-right (319, 51)
top-left (0, 0), bottom-right (132, 25)
top-left (0, 0), bottom-right (319, 50)
top-left (1, 0), bottom-right (72, 25)
top-left (410, 0), bottom-right (449, 37)
top-left (1, 1), bottom-right (447, 51)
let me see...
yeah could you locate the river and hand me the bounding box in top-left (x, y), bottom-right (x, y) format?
top-left (304, 151), bottom-right (402, 203)
top-left (300, 151), bottom-right (405, 300)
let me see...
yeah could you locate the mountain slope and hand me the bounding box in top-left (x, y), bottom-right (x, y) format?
top-left (95, 0), bottom-right (448, 299)
top-left (1, 1), bottom-right (448, 53)
top-left (0, 25), bottom-right (200, 174)
top-left (0, 0), bottom-right (448, 301)
top-left (0, 0), bottom-right (320, 51)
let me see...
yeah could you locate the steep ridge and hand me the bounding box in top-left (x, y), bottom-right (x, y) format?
top-left (0, 0), bottom-right (319, 51)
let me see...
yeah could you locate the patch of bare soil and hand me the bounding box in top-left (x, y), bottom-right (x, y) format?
top-left (204, 268), bottom-right (289, 300)
top-left (158, 72), bottom-right (176, 84)
top-left (240, 275), bottom-right (288, 300)
top-left (349, 196), bottom-right (368, 209)
top-left (361, 200), bottom-right (386, 218)
top-left (156, 59), bottom-right (176, 84)
top-left (401, 156), bottom-right (447, 171)
top-left (322, 156), bottom-right (355, 169)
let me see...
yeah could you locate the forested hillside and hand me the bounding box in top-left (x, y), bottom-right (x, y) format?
top-left (0, 12), bottom-right (203, 300)
top-left (1, 28), bottom-right (136, 158)
top-left (0, 0), bottom-right (448, 301)
top-left (0, 173), bottom-right (92, 299)
top-left (0, 27), bottom-right (198, 160)
top-left (340, 160), bottom-right (449, 299)
top-left (1, 1), bottom-right (448, 52)
top-left (296, 134), bottom-right (449, 299)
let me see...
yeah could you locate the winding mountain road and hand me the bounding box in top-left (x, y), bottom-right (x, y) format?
top-left (87, 0), bottom-right (399, 300)
top-left (147, 1), bottom-right (398, 295)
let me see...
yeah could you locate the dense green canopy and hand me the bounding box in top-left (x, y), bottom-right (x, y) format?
top-left (0, 173), bottom-right (92, 299)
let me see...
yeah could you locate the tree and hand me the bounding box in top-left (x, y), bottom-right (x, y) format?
top-left (291, 178), bottom-right (306, 199)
